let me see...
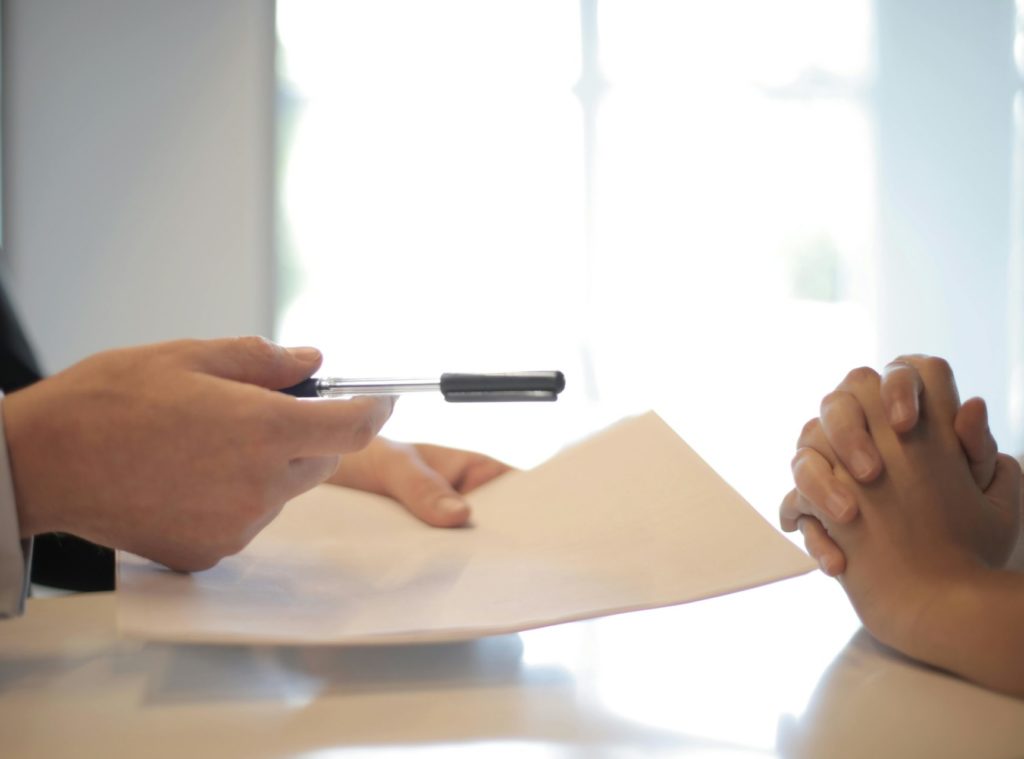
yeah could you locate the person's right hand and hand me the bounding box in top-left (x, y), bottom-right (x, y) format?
top-left (780, 355), bottom-right (1002, 575)
top-left (329, 437), bottom-right (512, 527)
top-left (2, 337), bottom-right (394, 572)
top-left (801, 362), bottom-right (1022, 687)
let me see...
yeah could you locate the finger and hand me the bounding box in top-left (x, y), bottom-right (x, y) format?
top-left (457, 457), bottom-right (514, 493)
top-left (987, 453), bottom-right (1023, 516)
top-left (413, 444), bottom-right (513, 492)
top-left (954, 397), bottom-right (998, 490)
top-left (779, 488), bottom-right (805, 532)
top-left (973, 453), bottom-right (1023, 567)
top-left (788, 449), bottom-right (858, 525)
top-left (891, 354), bottom-right (960, 426)
top-left (185, 336), bottom-right (324, 389)
top-left (797, 516), bottom-right (847, 576)
top-left (880, 359), bottom-right (923, 433)
top-left (378, 451), bottom-right (473, 527)
top-left (795, 417), bottom-right (838, 467)
top-left (286, 395), bottom-right (396, 456)
top-left (819, 389), bottom-right (882, 481)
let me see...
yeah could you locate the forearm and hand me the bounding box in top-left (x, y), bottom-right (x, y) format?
top-left (903, 568), bottom-right (1024, 697)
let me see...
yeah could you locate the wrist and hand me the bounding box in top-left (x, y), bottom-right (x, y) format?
top-left (3, 385), bottom-right (61, 536)
top-left (897, 563), bottom-right (997, 671)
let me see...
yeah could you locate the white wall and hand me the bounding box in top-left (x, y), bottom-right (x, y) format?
top-left (2, 0), bottom-right (275, 373)
top-left (874, 0), bottom-right (1018, 447)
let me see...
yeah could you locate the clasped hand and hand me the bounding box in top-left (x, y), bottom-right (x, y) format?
top-left (779, 355), bottom-right (1023, 670)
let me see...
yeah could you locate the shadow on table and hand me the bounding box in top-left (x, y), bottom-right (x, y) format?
top-left (135, 633), bottom-right (721, 755)
top-left (136, 633), bottom-right (540, 705)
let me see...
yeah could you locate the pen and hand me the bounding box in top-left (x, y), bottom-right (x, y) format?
top-left (279, 371), bottom-right (566, 402)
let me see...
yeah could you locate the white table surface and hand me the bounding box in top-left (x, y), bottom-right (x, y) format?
top-left (3, 572), bottom-right (1024, 759)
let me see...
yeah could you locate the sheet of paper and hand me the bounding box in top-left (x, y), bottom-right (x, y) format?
top-left (116, 411), bottom-right (815, 644)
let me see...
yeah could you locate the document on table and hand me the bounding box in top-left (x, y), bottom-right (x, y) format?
top-left (116, 411), bottom-right (816, 645)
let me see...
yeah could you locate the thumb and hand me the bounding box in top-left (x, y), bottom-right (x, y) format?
top-left (185, 336), bottom-right (323, 390)
top-left (954, 397), bottom-right (998, 490)
top-left (382, 451), bottom-right (473, 528)
top-left (977, 452), bottom-right (1023, 567)
top-left (986, 453), bottom-right (1022, 518)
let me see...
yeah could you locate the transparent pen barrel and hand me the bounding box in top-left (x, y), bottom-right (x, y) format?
top-left (314, 378), bottom-right (439, 397)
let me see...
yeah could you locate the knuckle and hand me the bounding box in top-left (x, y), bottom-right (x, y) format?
top-left (888, 354), bottom-right (919, 372)
top-left (155, 338), bottom-right (199, 363)
top-left (922, 356), bottom-right (953, 382)
top-left (881, 359), bottom-right (916, 388)
top-left (345, 404), bottom-right (386, 450)
top-left (779, 488), bottom-right (795, 510)
top-left (828, 421), bottom-right (860, 449)
top-left (169, 337), bottom-right (203, 354)
top-left (790, 447), bottom-right (811, 472)
top-left (819, 392), bottom-right (864, 436)
top-left (790, 448), bottom-right (824, 487)
top-left (819, 389), bottom-right (850, 414)
top-left (1000, 452), bottom-right (1023, 478)
top-left (779, 497), bottom-right (800, 530)
top-left (798, 417), bottom-right (821, 445)
top-left (239, 334), bottom-right (279, 362)
top-left (844, 365), bottom-right (880, 388)
top-left (349, 418), bottom-right (377, 450)
top-left (884, 357), bottom-right (909, 370)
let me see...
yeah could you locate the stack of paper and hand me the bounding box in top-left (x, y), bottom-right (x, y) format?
top-left (117, 412), bottom-right (815, 644)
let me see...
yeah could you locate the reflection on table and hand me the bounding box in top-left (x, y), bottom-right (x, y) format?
top-left (2, 573), bottom-right (1023, 758)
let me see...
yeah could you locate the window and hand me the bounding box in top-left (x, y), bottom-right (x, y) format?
top-left (276, 2), bottom-right (933, 522)
top-left (276, 5), bottom-right (1021, 745)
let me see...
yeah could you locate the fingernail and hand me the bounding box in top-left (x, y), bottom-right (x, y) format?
top-left (437, 496), bottom-right (469, 517)
top-left (890, 401), bottom-right (912, 427)
top-left (287, 346), bottom-right (321, 362)
top-left (849, 450), bottom-right (876, 480)
top-left (826, 492), bottom-right (853, 521)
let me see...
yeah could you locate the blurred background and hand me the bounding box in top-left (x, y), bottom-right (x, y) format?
top-left (3, 0), bottom-right (1022, 524)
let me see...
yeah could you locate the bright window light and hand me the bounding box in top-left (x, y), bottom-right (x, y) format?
top-left (275, 1), bottom-right (877, 518)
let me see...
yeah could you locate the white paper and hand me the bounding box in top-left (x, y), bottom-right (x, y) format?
top-left (116, 412), bottom-right (816, 644)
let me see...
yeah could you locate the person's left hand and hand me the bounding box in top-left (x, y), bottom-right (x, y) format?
top-left (328, 437), bottom-right (513, 526)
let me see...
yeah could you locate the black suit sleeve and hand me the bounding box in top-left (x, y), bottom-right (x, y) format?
top-left (0, 277), bottom-right (114, 591)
